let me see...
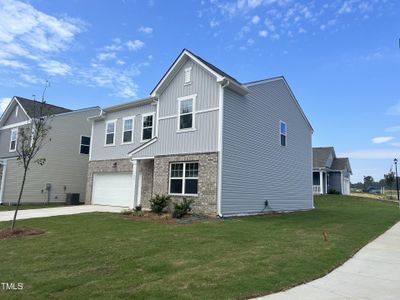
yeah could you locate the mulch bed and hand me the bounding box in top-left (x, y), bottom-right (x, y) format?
top-left (122, 211), bottom-right (215, 225)
top-left (0, 227), bottom-right (45, 240)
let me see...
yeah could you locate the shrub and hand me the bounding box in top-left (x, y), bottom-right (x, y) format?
top-left (173, 198), bottom-right (194, 219)
top-left (150, 194), bottom-right (171, 214)
top-left (328, 189), bottom-right (340, 195)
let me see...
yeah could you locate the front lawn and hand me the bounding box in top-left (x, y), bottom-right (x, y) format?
top-left (0, 195), bottom-right (399, 299)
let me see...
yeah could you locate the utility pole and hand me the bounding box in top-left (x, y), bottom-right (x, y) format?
top-left (394, 158), bottom-right (399, 206)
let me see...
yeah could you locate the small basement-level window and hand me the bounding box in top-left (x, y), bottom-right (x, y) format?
top-left (169, 162), bottom-right (199, 195)
top-left (280, 121), bottom-right (287, 147)
top-left (142, 113), bottom-right (154, 141)
top-left (105, 120), bottom-right (116, 146)
top-left (122, 117), bottom-right (134, 144)
top-left (178, 95), bottom-right (195, 131)
top-left (80, 136), bottom-right (90, 154)
top-left (10, 128), bottom-right (18, 152)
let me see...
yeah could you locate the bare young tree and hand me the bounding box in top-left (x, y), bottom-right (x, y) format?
top-left (11, 84), bottom-right (52, 230)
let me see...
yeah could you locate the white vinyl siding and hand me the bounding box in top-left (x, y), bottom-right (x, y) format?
top-left (122, 117), bottom-right (134, 144)
top-left (141, 113), bottom-right (154, 141)
top-left (105, 120), bottom-right (116, 146)
top-left (9, 128), bottom-right (17, 152)
top-left (169, 162), bottom-right (199, 195)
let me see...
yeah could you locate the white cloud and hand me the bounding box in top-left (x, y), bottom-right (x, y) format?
top-left (138, 26), bottom-right (153, 34)
top-left (385, 126), bottom-right (400, 133)
top-left (126, 39), bottom-right (145, 51)
top-left (371, 136), bottom-right (395, 144)
top-left (0, 97), bottom-right (11, 114)
top-left (258, 30), bottom-right (268, 37)
top-left (97, 52), bottom-right (116, 61)
top-left (386, 101), bottom-right (400, 116)
top-left (210, 20), bottom-right (220, 27)
top-left (20, 73), bottom-right (40, 84)
top-left (251, 15), bottom-right (260, 24)
top-left (39, 60), bottom-right (71, 76)
top-left (391, 143), bottom-right (400, 147)
top-left (339, 149), bottom-right (400, 160)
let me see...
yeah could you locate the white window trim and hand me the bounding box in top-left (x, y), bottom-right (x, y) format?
top-left (184, 67), bottom-right (192, 85)
top-left (9, 128), bottom-right (18, 152)
top-left (104, 119), bottom-right (117, 147)
top-left (280, 120), bottom-right (287, 147)
top-left (177, 94), bottom-right (196, 132)
top-left (121, 116), bottom-right (135, 145)
top-left (79, 135), bottom-right (91, 155)
top-left (169, 161), bottom-right (199, 196)
top-left (141, 112), bottom-right (155, 142)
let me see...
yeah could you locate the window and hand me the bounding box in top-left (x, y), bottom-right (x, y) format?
top-left (169, 162), bottom-right (199, 195)
top-left (80, 136), bottom-right (90, 154)
top-left (15, 106), bottom-right (19, 117)
top-left (122, 117), bottom-right (134, 144)
top-left (10, 128), bottom-right (18, 152)
top-left (280, 121), bottom-right (287, 147)
top-left (178, 95), bottom-right (196, 131)
top-left (184, 67), bottom-right (192, 84)
top-left (105, 120), bottom-right (116, 146)
top-left (142, 113), bottom-right (154, 141)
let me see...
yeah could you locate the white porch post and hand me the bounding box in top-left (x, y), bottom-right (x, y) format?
top-left (0, 160), bottom-right (7, 205)
top-left (131, 159), bottom-right (140, 209)
top-left (319, 171), bottom-right (324, 194)
top-left (325, 172), bottom-right (328, 194)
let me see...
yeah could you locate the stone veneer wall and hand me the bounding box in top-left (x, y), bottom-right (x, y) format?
top-left (85, 158), bottom-right (132, 204)
top-left (153, 152), bottom-right (218, 216)
top-left (140, 159), bottom-right (154, 209)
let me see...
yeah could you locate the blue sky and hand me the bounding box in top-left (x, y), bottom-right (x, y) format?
top-left (0, 0), bottom-right (399, 182)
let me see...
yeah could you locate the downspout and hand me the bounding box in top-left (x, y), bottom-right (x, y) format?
top-left (217, 79), bottom-right (230, 217)
top-left (0, 159), bottom-right (7, 205)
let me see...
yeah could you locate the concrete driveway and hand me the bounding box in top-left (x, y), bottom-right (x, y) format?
top-left (256, 222), bottom-right (400, 300)
top-left (0, 205), bottom-right (125, 222)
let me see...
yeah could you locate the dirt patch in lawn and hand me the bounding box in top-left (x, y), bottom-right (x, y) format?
top-left (122, 211), bottom-right (216, 225)
top-left (0, 227), bottom-right (45, 240)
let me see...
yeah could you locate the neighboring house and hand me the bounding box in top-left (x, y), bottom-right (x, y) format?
top-left (86, 49), bottom-right (314, 216)
top-left (0, 96), bottom-right (100, 205)
top-left (313, 147), bottom-right (352, 195)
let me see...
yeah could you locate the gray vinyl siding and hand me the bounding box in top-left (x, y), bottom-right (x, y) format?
top-left (3, 104), bottom-right (29, 126)
top-left (90, 103), bottom-right (156, 161)
top-left (131, 58), bottom-right (219, 158)
top-left (0, 127), bottom-right (19, 158)
top-left (1, 108), bottom-right (100, 203)
top-left (220, 79), bottom-right (313, 216)
top-left (328, 172), bottom-right (342, 193)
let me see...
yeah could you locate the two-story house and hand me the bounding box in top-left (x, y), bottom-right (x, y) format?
top-left (86, 49), bottom-right (314, 216)
top-left (0, 96), bottom-right (100, 205)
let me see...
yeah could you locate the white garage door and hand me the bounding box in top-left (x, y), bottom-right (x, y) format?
top-left (92, 173), bottom-right (133, 207)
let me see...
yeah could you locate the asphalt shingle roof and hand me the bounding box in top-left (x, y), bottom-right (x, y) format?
top-left (15, 96), bottom-right (71, 117)
top-left (313, 147), bottom-right (334, 168)
top-left (331, 158), bottom-right (351, 171)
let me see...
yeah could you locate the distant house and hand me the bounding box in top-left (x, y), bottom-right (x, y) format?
top-left (313, 147), bottom-right (352, 195)
top-left (0, 96), bottom-right (100, 205)
top-left (86, 49), bottom-right (314, 216)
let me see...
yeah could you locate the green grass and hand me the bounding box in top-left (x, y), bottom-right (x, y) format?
top-left (0, 203), bottom-right (68, 211)
top-left (0, 195), bottom-right (399, 299)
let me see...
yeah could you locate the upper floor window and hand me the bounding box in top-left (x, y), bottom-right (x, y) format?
top-left (142, 113), bottom-right (154, 141)
top-left (122, 117), bottom-right (134, 144)
top-left (280, 121), bottom-right (287, 147)
top-left (15, 106), bottom-right (19, 117)
top-left (184, 67), bottom-right (192, 85)
top-left (105, 120), bottom-right (116, 146)
top-left (169, 162), bottom-right (199, 195)
top-left (178, 95), bottom-right (196, 131)
top-left (80, 136), bottom-right (90, 154)
top-left (10, 128), bottom-right (18, 152)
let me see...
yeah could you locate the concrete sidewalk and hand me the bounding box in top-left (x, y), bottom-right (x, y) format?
top-left (256, 222), bottom-right (400, 300)
top-left (0, 205), bottom-right (125, 222)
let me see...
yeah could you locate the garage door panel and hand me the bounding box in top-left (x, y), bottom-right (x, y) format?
top-left (92, 173), bottom-right (133, 207)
